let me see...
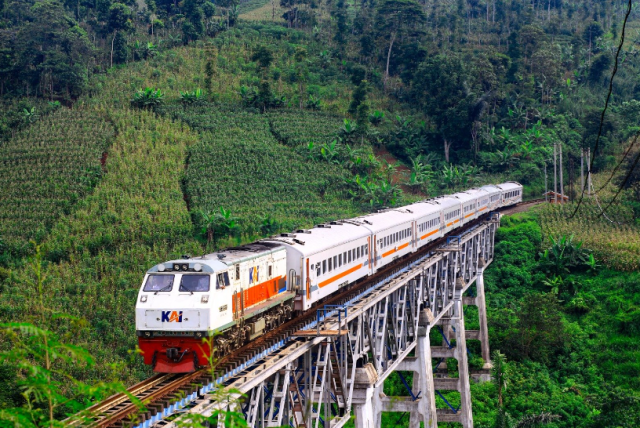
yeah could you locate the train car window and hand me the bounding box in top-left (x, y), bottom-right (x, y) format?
top-left (348, 251), bottom-right (352, 263)
top-left (333, 256), bottom-right (337, 269)
top-left (365, 245), bottom-right (368, 255)
top-left (182, 274), bottom-right (211, 292)
top-left (268, 265), bottom-right (273, 277)
top-left (356, 247), bottom-right (360, 259)
top-left (317, 264), bottom-right (321, 277)
top-left (328, 257), bottom-right (332, 272)
top-left (322, 260), bottom-right (327, 274)
top-left (144, 274), bottom-right (174, 292)
top-left (338, 254), bottom-right (342, 267)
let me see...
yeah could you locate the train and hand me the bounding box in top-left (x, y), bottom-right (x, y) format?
top-left (135, 182), bottom-right (523, 372)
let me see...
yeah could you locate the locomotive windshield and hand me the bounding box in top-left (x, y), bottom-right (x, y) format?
top-left (179, 274), bottom-right (210, 292)
top-left (144, 274), bottom-right (174, 292)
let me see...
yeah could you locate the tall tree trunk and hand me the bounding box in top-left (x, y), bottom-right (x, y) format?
top-left (384, 32), bottom-right (396, 91)
top-left (444, 138), bottom-right (451, 163)
top-left (110, 30), bottom-right (116, 68)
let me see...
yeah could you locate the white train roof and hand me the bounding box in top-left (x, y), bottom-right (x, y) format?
top-left (451, 188), bottom-right (490, 203)
top-left (352, 207), bottom-right (416, 234)
top-left (263, 221), bottom-right (371, 257)
top-left (406, 200), bottom-right (443, 218)
top-left (480, 184), bottom-right (502, 194)
top-left (429, 195), bottom-right (461, 210)
top-left (496, 181), bottom-right (522, 191)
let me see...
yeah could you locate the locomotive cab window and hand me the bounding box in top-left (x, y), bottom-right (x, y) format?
top-left (182, 274), bottom-right (212, 292)
top-left (144, 274), bottom-right (174, 292)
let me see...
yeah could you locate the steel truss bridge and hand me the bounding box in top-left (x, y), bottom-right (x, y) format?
top-left (147, 213), bottom-right (500, 428)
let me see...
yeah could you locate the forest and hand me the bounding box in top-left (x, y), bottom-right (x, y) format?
top-left (0, 0), bottom-right (639, 426)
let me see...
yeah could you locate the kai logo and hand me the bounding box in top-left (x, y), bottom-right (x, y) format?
top-left (248, 266), bottom-right (259, 285)
top-left (161, 311), bottom-right (183, 323)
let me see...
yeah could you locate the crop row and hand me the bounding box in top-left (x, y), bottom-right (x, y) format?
top-left (538, 201), bottom-right (640, 272)
top-left (267, 110), bottom-right (342, 148)
top-left (0, 108), bottom-right (114, 253)
top-left (176, 106), bottom-right (362, 234)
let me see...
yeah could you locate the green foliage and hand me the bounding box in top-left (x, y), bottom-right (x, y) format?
top-left (131, 88), bottom-right (165, 109)
top-left (268, 111), bottom-right (342, 148)
top-left (0, 244), bottom-right (124, 426)
top-left (197, 207), bottom-right (241, 245)
top-left (180, 88), bottom-right (205, 105)
top-left (538, 235), bottom-right (590, 277)
top-left (0, 108), bottom-right (114, 257)
top-left (161, 105), bottom-right (363, 237)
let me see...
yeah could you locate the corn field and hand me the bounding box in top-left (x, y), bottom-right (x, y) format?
top-left (267, 110), bottom-right (342, 148)
top-left (172, 105), bottom-right (363, 234)
top-left (537, 199), bottom-right (640, 272)
top-left (0, 109), bottom-right (114, 254)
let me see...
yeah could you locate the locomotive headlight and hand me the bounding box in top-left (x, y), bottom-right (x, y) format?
top-left (194, 263), bottom-right (202, 272)
top-left (195, 332), bottom-right (203, 338)
top-left (201, 295), bottom-right (209, 303)
top-left (140, 295), bottom-right (147, 303)
top-left (158, 264), bottom-right (166, 272)
top-left (182, 264), bottom-right (188, 271)
top-left (174, 264), bottom-right (180, 270)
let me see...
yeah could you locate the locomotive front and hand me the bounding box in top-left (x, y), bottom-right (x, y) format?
top-left (135, 258), bottom-right (233, 373)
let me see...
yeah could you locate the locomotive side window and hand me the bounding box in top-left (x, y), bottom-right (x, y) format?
top-left (144, 274), bottom-right (174, 292)
top-left (268, 265), bottom-right (273, 277)
top-left (183, 274), bottom-right (211, 292)
top-left (235, 264), bottom-right (240, 280)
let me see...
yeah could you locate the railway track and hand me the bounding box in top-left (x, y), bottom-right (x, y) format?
top-left (66, 200), bottom-right (543, 428)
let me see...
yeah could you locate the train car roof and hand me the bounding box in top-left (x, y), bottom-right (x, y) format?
top-left (406, 200), bottom-right (444, 218)
top-left (480, 184), bottom-right (502, 194)
top-left (352, 207), bottom-right (417, 234)
top-left (451, 188), bottom-right (489, 203)
top-left (262, 221), bottom-right (371, 257)
top-left (429, 195), bottom-right (462, 209)
top-left (496, 181), bottom-right (522, 191)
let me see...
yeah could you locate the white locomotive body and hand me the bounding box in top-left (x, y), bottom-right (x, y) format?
top-left (136, 181), bottom-right (523, 372)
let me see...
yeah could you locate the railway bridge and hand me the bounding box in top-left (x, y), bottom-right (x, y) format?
top-left (142, 214), bottom-right (500, 428)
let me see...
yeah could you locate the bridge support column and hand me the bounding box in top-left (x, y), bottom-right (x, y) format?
top-left (475, 267), bottom-right (491, 369)
top-left (352, 376), bottom-right (382, 428)
top-left (453, 298), bottom-right (474, 428)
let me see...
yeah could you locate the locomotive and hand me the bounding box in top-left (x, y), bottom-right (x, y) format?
top-left (136, 182), bottom-right (523, 372)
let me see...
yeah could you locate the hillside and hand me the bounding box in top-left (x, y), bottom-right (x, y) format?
top-left (0, 0), bottom-right (639, 426)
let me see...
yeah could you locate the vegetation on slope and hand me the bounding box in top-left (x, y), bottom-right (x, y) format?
top-left (0, 106), bottom-right (202, 414)
top-left (0, 109), bottom-right (114, 256)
